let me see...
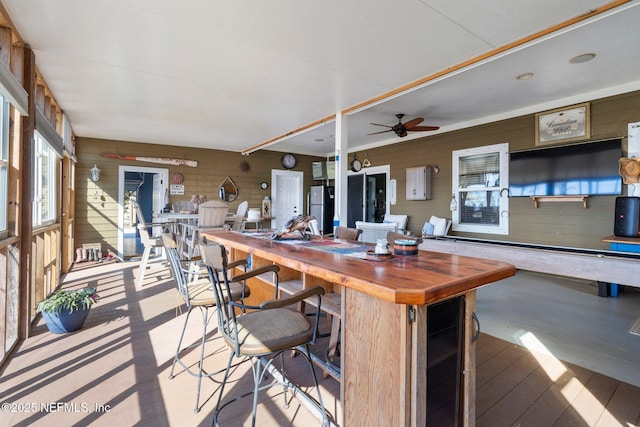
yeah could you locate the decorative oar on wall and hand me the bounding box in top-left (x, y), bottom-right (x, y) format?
top-left (100, 153), bottom-right (198, 167)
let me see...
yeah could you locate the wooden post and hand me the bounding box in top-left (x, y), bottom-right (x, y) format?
top-left (18, 47), bottom-right (35, 338)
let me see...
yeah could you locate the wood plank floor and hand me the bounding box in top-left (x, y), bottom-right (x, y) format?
top-left (475, 334), bottom-right (640, 427)
top-left (0, 259), bottom-right (639, 426)
top-left (476, 271), bottom-right (640, 427)
top-left (477, 270), bottom-right (640, 389)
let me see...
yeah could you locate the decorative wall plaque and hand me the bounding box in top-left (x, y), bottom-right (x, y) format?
top-left (170, 184), bottom-right (185, 195)
top-left (535, 103), bottom-right (590, 146)
top-left (261, 199), bottom-right (271, 218)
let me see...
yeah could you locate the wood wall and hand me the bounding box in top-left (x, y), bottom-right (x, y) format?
top-left (377, 90), bottom-right (640, 250)
top-left (74, 90), bottom-right (640, 254)
top-left (74, 138), bottom-right (321, 254)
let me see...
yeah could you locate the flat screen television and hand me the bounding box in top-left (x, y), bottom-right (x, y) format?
top-left (509, 139), bottom-right (622, 197)
top-left (325, 161), bottom-right (335, 179)
top-left (312, 161), bottom-right (335, 180)
top-left (312, 161), bottom-right (326, 180)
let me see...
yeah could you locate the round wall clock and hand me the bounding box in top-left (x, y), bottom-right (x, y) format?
top-left (350, 156), bottom-right (362, 172)
top-left (281, 153), bottom-right (297, 169)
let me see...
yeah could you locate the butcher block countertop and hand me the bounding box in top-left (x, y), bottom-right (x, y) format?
top-left (203, 230), bottom-right (516, 306)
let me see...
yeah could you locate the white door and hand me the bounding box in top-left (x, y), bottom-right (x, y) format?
top-left (117, 165), bottom-right (168, 259)
top-left (152, 173), bottom-right (166, 237)
top-left (271, 169), bottom-right (304, 230)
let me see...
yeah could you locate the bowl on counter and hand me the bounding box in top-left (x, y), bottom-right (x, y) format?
top-left (393, 239), bottom-right (419, 256)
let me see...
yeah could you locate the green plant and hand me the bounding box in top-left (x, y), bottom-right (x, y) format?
top-left (36, 288), bottom-right (100, 314)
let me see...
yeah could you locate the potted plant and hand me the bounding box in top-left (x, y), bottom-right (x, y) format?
top-left (36, 287), bottom-right (100, 334)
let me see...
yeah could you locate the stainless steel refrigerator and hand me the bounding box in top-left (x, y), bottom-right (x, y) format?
top-left (309, 185), bottom-right (334, 234)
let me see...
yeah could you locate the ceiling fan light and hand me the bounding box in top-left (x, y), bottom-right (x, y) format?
top-left (569, 53), bottom-right (596, 64)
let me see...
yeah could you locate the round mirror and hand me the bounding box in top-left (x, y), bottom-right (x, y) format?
top-left (218, 176), bottom-right (238, 202)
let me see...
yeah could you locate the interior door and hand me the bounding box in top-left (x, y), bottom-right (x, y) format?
top-left (366, 175), bottom-right (377, 222)
top-left (347, 165), bottom-right (390, 227)
top-left (367, 173), bottom-right (387, 222)
top-left (152, 173), bottom-right (166, 237)
top-left (118, 165), bottom-right (168, 259)
top-left (271, 169), bottom-right (304, 230)
top-left (347, 175), bottom-right (364, 227)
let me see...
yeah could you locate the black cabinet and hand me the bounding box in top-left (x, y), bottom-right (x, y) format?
top-left (426, 295), bottom-right (465, 426)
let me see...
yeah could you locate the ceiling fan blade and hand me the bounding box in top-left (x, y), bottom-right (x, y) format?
top-left (369, 115), bottom-right (438, 136)
top-left (367, 129), bottom-right (393, 135)
top-left (402, 117), bottom-right (424, 129)
top-left (408, 125), bottom-right (440, 132)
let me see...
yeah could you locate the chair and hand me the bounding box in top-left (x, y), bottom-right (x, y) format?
top-left (422, 215), bottom-right (452, 237)
top-left (355, 221), bottom-right (397, 243)
top-left (198, 200), bottom-right (229, 227)
top-left (383, 213), bottom-right (408, 234)
top-left (322, 227), bottom-right (360, 379)
top-left (307, 218), bottom-right (321, 236)
top-left (333, 226), bottom-right (362, 241)
top-left (163, 232), bottom-right (250, 413)
top-left (229, 200), bottom-right (249, 231)
top-left (181, 200), bottom-right (229, 259)
top-left (133, 201), bottom-right (165, 287)
top-left (199, 239), bottom-right (329, 427)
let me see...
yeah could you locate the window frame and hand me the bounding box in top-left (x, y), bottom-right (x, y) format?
top-left (0, 94), bottom-right (9, 238)
top-left (32, 130), bottom-right (59, 228)
top-left (452, 142), bottom-right (510, 235)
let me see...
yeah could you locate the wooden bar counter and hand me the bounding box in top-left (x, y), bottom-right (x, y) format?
top-left (203, 230), bottom-right (515, 426)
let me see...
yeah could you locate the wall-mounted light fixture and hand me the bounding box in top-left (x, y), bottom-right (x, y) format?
top-left (90, 164), bottom-right (101, 182)
top-left (449, 193), bottom-right (457, 211)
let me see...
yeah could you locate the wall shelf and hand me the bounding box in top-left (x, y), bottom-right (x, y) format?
top-left (531, 195), bottom-right (589, 208)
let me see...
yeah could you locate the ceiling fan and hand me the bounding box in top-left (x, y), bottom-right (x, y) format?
top-left (369, 113), bottom-right (439, 137)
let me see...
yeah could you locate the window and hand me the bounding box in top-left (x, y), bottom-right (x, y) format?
top-left (33, 131), bottom-right (59, 227)
top-left (0, 94), bottom-right (8, 237)
top-left (452, 143), bottom-right (509, 234)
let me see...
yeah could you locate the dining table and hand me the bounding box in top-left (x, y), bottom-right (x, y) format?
top-left (155, 212), bottom-right (200, 255)
top-left (155, 211), bottom-right (199, 234)
top-left (155, 211), bottom-right (199, 222)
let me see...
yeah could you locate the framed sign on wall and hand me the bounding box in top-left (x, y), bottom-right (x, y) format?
top-left (170, 184), bottom-right (185, 195)
top-left (535, 102), bottom-right (590, 146)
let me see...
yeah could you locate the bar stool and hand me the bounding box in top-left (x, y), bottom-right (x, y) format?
top-left (163, 232), bottom-right (249, 413)
top-left (199, 239), bottom-right (329, 426)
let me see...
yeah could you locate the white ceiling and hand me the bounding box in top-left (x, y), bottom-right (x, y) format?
top-left (3, 0), bottom-right (640, 157)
